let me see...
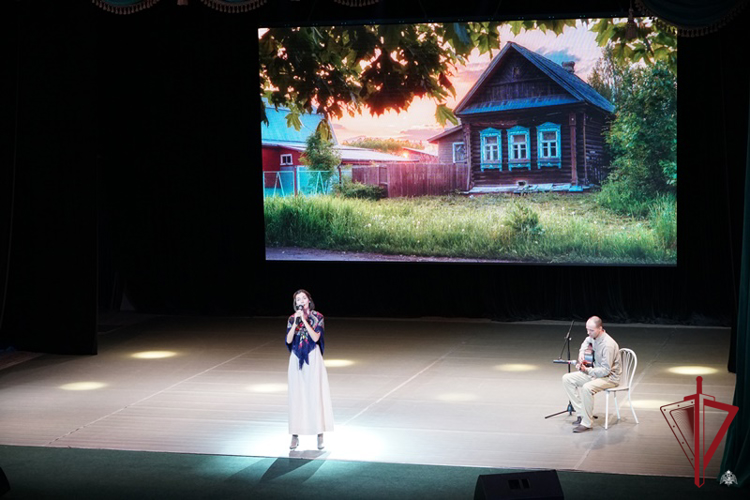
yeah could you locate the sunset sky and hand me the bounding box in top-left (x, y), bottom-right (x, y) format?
top-left (261, 19), bottom-right (625, 152)
top-left (330, 20), bottom-right (609, 151)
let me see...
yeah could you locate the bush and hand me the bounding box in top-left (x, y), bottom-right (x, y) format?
top-left (605, 62), bottom-right (676, 198)
top-left (596, 179), bottom-right (653, 218)
top-left (333, 179), bottom-right (386, 201)
top-left (649, 194), bottom-right (676, 250)
top-left (661, 160), bottom-right (677, 188)
top-left (505, 199), bottom-right (541, 235)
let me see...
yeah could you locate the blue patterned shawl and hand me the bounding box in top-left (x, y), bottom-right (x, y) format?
top-left (286, 310), bottom-right (325, 369)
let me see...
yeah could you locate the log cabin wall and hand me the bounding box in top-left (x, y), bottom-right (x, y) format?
top-left (583, 111), bottom-right (611, 184)
top-left (465, 111), bottom-right (567, 186)
top-left (460, 105), bottom-right (610, 188)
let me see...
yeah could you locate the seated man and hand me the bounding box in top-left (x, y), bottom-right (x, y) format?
top-left (562, 316), bottom-right (621, 433)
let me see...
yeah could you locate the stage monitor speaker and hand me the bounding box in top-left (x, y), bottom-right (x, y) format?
top-left (0, 467), bottom-right (9, 497)
top-left (474, 470), bottom-right (563, 500)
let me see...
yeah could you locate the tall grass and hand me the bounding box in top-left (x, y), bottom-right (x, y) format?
top-left (595, 181), bottom-right (654, 218)
top-left (264, 193), bottom-right (677, 264)
top-left (649, 194), bottom-right (677, 251)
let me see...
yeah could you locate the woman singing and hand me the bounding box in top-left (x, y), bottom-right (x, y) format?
top-left (285, 289), bottom-right (334, 450)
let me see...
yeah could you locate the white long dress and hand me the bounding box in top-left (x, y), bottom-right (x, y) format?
top-left (288, 346), bottom-right (335, 435)
top-left (286, 312), bottom-right (334, 435)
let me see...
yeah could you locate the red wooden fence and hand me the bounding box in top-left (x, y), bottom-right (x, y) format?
top-left (351, 163), bottom-right (470, 198)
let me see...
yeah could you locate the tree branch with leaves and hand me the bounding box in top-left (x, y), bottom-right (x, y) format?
top-left (259, 23), bottom-right (507, 137)
top-left (259, 18), bottom-right (676, 137)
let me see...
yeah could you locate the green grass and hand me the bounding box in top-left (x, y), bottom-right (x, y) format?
top-left (264, 193), bottom-right (677, 264)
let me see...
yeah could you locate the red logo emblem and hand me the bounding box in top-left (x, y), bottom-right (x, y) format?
top-left (660, 376), bottom-right (738, 487)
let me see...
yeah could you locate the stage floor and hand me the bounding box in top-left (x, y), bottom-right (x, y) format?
top-left (0, 316), bottom-right (736, 479)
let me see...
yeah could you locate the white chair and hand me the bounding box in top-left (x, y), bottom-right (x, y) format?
top-left (604, 348), bottom-right (639, 430)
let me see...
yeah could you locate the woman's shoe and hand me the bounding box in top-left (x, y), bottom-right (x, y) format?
top-left (317, 433), bottom-right (325, 450)
top-left (290, 435), bottom-right (299, 450)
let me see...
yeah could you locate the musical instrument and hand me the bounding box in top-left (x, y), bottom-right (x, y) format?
top-left (583, 345), bottom-right (594, 366)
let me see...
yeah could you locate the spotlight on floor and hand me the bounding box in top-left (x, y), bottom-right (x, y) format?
top-left (324, 359), bottom-right (355, 368)
top-left (494, 363), bottom-right (537, 372)
top-left (631, 399), bottom-right (673, 409)
top-left (131, 351), bottom-right (178, 359)
top-left (326, 427), bottom-right (385, 459)
top-left (667, 366), bottom-right (718, 376)
top-left (59, 382), bottom-right (107, 391)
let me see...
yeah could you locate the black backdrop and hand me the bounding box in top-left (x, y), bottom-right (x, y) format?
top-left (1, 0), bottom-right (748, 354)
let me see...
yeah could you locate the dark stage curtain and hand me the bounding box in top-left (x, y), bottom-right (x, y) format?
top-left (636, 0), bottom-right (750, 489)
top-left (0, 0), bottom-right (97, 355)
top-left (721, 97), bottom-right (750, 486)
top-left (0, 3), bottom-right (18, 349)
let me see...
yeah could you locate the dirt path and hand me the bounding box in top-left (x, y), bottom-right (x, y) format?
top-left (265, 246), bottom-right (509, 263)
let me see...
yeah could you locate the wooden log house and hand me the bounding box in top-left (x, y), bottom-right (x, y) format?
top-left (429, 42), bottom-right (615, 192)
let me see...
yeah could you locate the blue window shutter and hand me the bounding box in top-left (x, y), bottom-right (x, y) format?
top-left (480, 128), bottom-right (502, 171)
top-left (507, 125), bottom-right (531, 171)
top-left (537, 122), bottom-right (561, 169)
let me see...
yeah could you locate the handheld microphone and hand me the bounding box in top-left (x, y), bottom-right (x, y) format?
top-left (295, 305), bottom-right (303, 325)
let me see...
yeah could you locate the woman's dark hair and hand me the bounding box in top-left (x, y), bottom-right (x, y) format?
top-left (292, 289), bottom-right (315, 311)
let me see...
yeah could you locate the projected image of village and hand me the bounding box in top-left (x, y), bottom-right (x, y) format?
top-left (260, 19), bottom-right (676, 265)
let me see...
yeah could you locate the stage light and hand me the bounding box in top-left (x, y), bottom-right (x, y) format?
top-left (247, 383), bottom-right (287, 393)
top-left (324, 359), bottom-right (355, 368)
top-left (219, 429), bottom-right (293, 457)
top-left (493, 363), bottom-right (538, 372)
top-left (230, 426), bottom-right (385, 460)
top-left (631, 399), bottom-right (674, 409)
top-left (668, 366), bottom-right (719, 376)
top-left (436, 392), bottom-right (478, 402)
top-left (131, 351), bottom-right (178, 359)
top-left (59, 382), bottom-right (107, 391)
top-left (324, 426), bottom-right (385, 459)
